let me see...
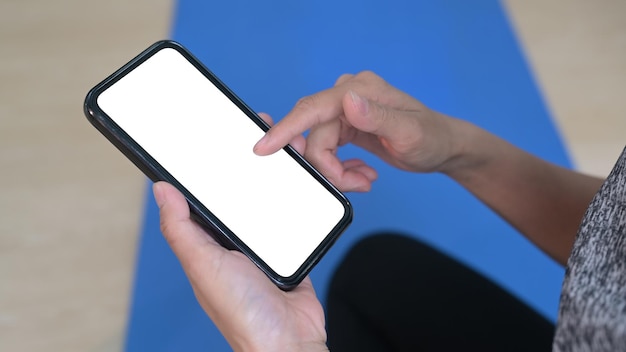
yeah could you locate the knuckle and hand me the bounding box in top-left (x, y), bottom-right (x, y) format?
top-left (159, 221), bottom-right (176, 245)
top-left (355, 70), bottom-right (380, 82)
top-left (375, 104), bottom-right (391, 125)
top-left (159, 217), bottom-right (175, 239)
top-left (371, 103), bottom-right (395, 131)
top-left (158, 213), bottom-right (169, 234)
top-left (294, 95), bottom-right (317, 112)
top-left (377, 105), bottom-right (391, 123)
top-left (304, 145), bottom-right (323, 166)
top-left (334, 73), bottom-right (354, 86)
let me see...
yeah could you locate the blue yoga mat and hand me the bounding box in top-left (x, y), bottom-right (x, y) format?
top-left (125, 1), bottom-right (570, 350)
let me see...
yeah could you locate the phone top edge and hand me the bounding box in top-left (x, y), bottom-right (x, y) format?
top-left (83, 40), bottom-right (353, 289)
top-left (84, 41), bottom-right (183, 111)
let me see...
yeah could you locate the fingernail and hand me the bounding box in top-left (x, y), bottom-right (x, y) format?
top-left (349, 90), bottom-right (369, 115)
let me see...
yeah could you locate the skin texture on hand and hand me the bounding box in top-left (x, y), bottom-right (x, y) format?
top-left (254, 71), bottom-right (603, 264)
top-left (154, 181), bottom-right (329, 352)
top-left (154, 71), bottom-right (604, 351)
top-left (254, 71), bottom-right (465, 192)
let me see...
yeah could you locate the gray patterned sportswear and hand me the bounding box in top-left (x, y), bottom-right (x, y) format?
top-left (553, 147), bottom-right (626, 351)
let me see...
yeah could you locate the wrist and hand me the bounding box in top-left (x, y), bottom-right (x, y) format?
top-left (288, 341), bottom-right (330, 352)
top-left (437, 117), bottom-right (491, 178)
top-left (237, 341), bottom-right (329, 352)
top-left (233, 329), bottom-right (328, 352)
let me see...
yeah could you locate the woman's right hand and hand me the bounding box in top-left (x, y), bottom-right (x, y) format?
top-left (256, 70), bottom-right (601, 267)
top-left (254, 71), bottom-right (469, 192)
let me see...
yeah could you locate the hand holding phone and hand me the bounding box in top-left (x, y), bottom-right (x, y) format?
top-left (84, 40), bottom-right (352, 289)
top-left (153, 181), bottom-right (329, 350)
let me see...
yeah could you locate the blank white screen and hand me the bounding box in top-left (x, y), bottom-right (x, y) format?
top-left (97, 48), bottom-right (345, 277)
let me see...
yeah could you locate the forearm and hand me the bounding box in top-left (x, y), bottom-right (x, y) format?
top-left (442, 118), bottom-right (603, 265)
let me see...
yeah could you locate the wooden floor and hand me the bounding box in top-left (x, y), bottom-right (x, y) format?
top-left (505, 0), bottom-right (626, 175)
top-left (0, 1), bottom-right (172, 351)
top-left (0, 0), bottom-right (624, 351)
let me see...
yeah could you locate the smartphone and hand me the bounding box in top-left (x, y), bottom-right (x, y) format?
top-left (84, 40), bottom-right (352, 290)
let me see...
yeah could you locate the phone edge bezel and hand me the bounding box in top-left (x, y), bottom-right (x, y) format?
top-left (83, 40), bottom-right (353, 290)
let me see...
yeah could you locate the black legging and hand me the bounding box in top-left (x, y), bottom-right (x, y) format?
top-left (326, 234), bottom-right (555, 351)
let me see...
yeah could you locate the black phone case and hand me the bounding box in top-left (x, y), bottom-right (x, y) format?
top-left (83, 40), bottom-right (352, 290)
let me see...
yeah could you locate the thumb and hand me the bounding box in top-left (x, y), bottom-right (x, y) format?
top-left (153, 182), bottom-right (218, 266)
top-left (343, 90), bottom-right (414, 141)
